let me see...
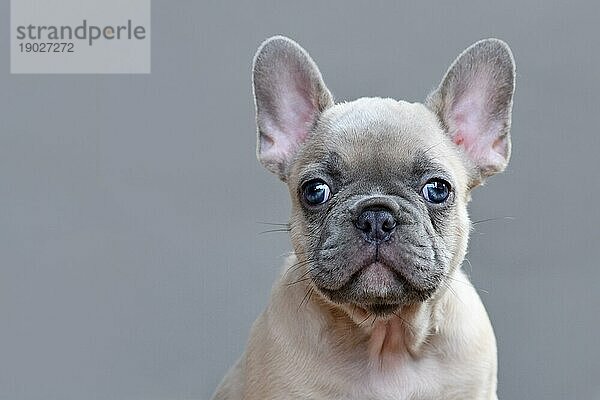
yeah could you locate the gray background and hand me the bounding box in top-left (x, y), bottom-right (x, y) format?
top-left (1, 1), bottom-right (598, 399)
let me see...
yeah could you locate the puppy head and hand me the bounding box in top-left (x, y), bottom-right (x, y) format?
top-left (252, 36), bottom-right (515, 317)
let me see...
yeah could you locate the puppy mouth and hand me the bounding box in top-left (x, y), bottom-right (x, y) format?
top-left (318, 262), bottom-right (408, 315)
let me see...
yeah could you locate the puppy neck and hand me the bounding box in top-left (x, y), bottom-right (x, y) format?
top-left (311, 293), bottom-right (440, 368)
top-left (355, 302), bottom-right (437, 363)
top-left (368, 317), bottom-right (410, 364)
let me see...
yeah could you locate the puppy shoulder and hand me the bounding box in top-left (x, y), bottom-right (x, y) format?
top-left (437, 269), bottom-right (497, 358)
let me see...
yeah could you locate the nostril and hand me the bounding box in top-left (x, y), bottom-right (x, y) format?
top-left (381, 216), bottom-right (396, 233)
top-left (354, 215), bottom-right (372, 233)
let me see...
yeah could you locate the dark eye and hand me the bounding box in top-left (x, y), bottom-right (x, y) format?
top-left (422, 179), bottom-right (451, 204)
top-left (302, 179), bottom-right (331, 206)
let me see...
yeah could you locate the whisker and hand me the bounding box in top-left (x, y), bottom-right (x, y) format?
top-left (393, 312), bottom-right (417, 336)
top-left (285, 258), bottom-right (317, 275)
top-left (370, 315), bottom-right (378, 327)
top-left (286, 277), bottom-right (313, 286)
top-left (441, 280), bottom-right (464, 305)
top-left (472, 216), bottom-right (515, 225)
top-left (422, 141), bottom-right (445, 156)
top-left (297, 287), bottom-right (314, 311)
top-left (463, 257), bottom-right (474, 274)
top-left (256, 221), bottom-right (290, 227)
top-left (288, 264), bottom-right (320, 284)
top-left (445, 272), bottom-right (490, 295)
top-left (258, 228), bottom-right (290, 235)
top-left (357, 313), bottom-right (373, 327)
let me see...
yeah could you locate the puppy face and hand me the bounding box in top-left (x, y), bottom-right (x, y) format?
top-left (253, 37), bottom-right (515, 317)
top-left (286, 100), bottom-right (471, 315)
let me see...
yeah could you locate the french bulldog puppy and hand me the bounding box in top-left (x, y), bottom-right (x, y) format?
top-left (212, 36), bottom-right (515, 400)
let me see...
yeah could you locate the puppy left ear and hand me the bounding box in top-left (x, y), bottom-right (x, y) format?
top-left (252, 36), bottom-right (334, 181)
top-left (426, 39), bottom-right (516, 185)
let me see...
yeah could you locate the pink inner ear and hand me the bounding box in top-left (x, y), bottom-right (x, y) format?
top-left (278, 79), bottom-right (315, 141)
top-left (261, 72), bottom-right (317, 165)
top-left (449, 78), bottom-right (509, 171)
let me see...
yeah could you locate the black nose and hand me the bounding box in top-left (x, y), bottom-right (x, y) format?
top-left (354, 208), bottom-right (397, 243)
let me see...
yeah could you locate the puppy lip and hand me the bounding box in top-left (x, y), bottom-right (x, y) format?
top-left (360, 261), bottom-right (398, 281)
top-left (315, 259), bottom-right (401, 293)
top-left (344, 262), bottom-right (404, 303)
top-left (315, 258), bottom-right (440, 309)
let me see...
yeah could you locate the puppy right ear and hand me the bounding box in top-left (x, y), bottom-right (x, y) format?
top-left (252, 36), bottom-right (333, 180)
top-left (426, 39), bottom-right (516, 186)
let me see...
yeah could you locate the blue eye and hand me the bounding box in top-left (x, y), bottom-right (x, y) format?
top-left (302, 180), bottom-right (331, 205)
top-left (422, 179), bottom-right (451, 204)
